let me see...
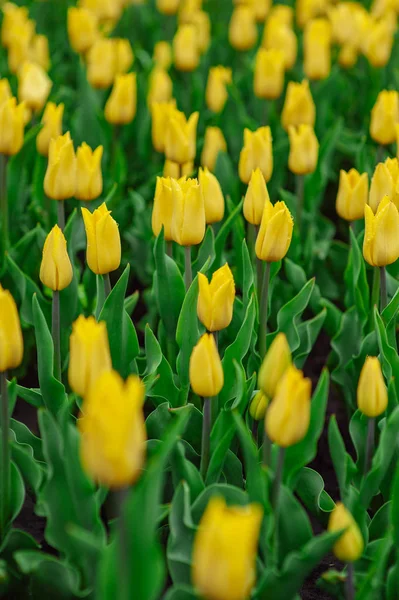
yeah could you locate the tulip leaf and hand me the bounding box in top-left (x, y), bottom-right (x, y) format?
top-left (390, 461), bottom-right (399, 549)
top-left (369, 501), bottom-right (391, 542)
top-left (214, 198), bottom-right (244, 269)
top-left (170, 441), bottom-right (204, 502)
top-left (192, 226), bottom-right (215, 275)
top-left (374, 307), bottom-right (399, 399)
top-left (295, 468), bottom-right (335, 524)
top-left (176, 275), bottom-right (200, 390)
top-left (9, 225), bottom-right (46, 281)
top-left (328, 415), bottom-right (349, 501)
top-left (15, 385), bottom-right (43, 408)
top-left (7, 254), bottom-right (51, 326)
top-left (146, 403), bottom-right (202, 455)
top-left (10, 432), bottom-right (44, 496)
top-left (167, 481), bottom-right (197, 586)
top-left (242, 239), bottom-right (255, 309)
top-left (0, 461), bottom-right (25, 530)
top-left (278, 485), bottom-right (313, 564)
top-left (331, 306), bottom-right (362, 408)
top-left (356, 534), bottom-right (392, 600)
top-left (144, 325), bottom-right (180, 407)
top-left (191, 483), bottom-right (249, 525)
top-left (163, 586), bottom-right (198, 600)
top-left (344, 230), bottom-right (369, 330)
top-left (294, 308), bottom-right (326, 369)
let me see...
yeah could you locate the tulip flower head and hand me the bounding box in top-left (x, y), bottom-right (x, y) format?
top-left (200, 126), bottom-right (227, 172)
top-left (17, 61), bottom-right (52, 113)
top-left (255, 201), bottom-right (293, 262)
top-left (239, 126), bottom-right (273, 184)
top-left (75, 143), bottom-right (103, 201)
top-left (357, 356), bottom-right (388, 417)
top-left (249, 390), bottom-right (269, 421)
top-left (363, 196), bottom-right (399, 267)
top-left (157, 0), bottom-right (180, 15)
top-left (0, 285), bottom-right (24, 373)
top-left (86, 38), bottom-right (116, 89)
top-left (152, 176), bottom-right (174, 240)
top-left (114, 38), bottom-right (134, 74)
top-left (44, 132), bottom-right (77, 200)
top-left (40, 225), bottom-right (73, 291)
top-left (205, 66), bottom-right (232, 113)
top-left (303, 18), bottom-right (331, 80)
top-left (0, 97), bottom-right (26, 156)
top-left (153, 41), bottom-right (173, 69)
top-left (369, 159), bottom-right (399, 213)
top-left (262, 19), bottom-right (297, 70)
top-left (32, 34), bottom-right (50, 71)
top-left (328, 503), bottom-right (364, 562)
top-left (229, 5), bottom-right (258, 51)
top-left (258, 332), bottom-right (292, 398)
top-left (336, 169), bottom-right (368, 222)
top-left (105, 73), bottom-right (137, 125)
top-left (288, 125), bottom-right (319, 175)
top-left (243, 168), bottom-right (271, 226)
top-left (198, 167), bottom-right (225, 224)
top-left (81, 202), bottom-right (121, 275)
top-left (364, 17), bottom-right (394, 68)
top-left (164, 109), bottom-right (199, 165)
top-left (254, 48), bottom-right (285, 100)
top-left (1, 3), bottom-right (30, 49)
top-left (171, 177), bottom-right (205, 246)
top-left (37, 102), bottom-right (64, 157)
top-left (173, 24), bottom-right (200, 72)
top-left (197, 264), bottom-right (235, 332)
top-left (68, 7), bottom-right (98, 54)
top-left (189, 333), bottom-right (224, 397)
top-left (0, 79), bottom-right (12, 106)
top-left (281, 79), bottom-right (316, 131)
top-left (370, 90), bottom-right (399, 146)
top-left (151, 100), bottom-right (177, 153)
top-left (147, 67), bottom-right (173, 107)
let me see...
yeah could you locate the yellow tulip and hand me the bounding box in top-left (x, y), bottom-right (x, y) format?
top-left (0, 285), bottom-right (24, 373)
top-left (338, 44), bottom-right (358, 69)
top-left (267, 4), bottom-right (295, 28)
top-left (252, 0), bottom-right (271, 22)
top-left (151, 100), bottom-right (177, 153)
top-left (262, 20), bottom-right (297, 70)
top-left (198, 167), bottom-right (224, 224)
top-left (258, 332), bottom-right (291, 398)
top-left (357, 356), bottom-right (388, 418)
top-left (364, 17), bottom-right (394, 68)
top-left (79, 0), bottom-right (123, 22)
top-left (164, 109), bottom-right (199, 165)
top-left (171, 177), bottom-right (205, 246)
top-left (197, 264), bottom-right (235, 332)
top-left (153, 41), bottom-right (173, 70)
top-left (18, 62), bottom-right (52, 113)
top-left (164, 159), bottom-right (193, 178)
top-left (328, 2), bottom-right (365, 46)
top-left (1, 3), bottom-right (30, 48)
top-left (243, 168), bottom-right (270, 226)
top-left (249, 390), bottom-right (269, 421)
top-left (78, 370), bottom-right (146, 488)
top-left (282, 80), bottom-right (316, 131)
top-left (266, 365), bottom-right (312, 447)
top-left (114, 38), bottom-right (134, 74)
top-left (37, 102), bottom-right (64, 157)
top-left (239, 126), bottom-right (273, 184)
top-left (205, 66), bottom-right (232, 114)
top-left (254, 48), bottom-right (285, 100)
top-left (39, 225), bottom-right (73, 292)
top-left (369, 161), bottom-right (398, 213)
top-left (370, 90), bottom-right (399, 146)
top-left (147, 67), bottom-right (173, 107)
top-left (86, 38), bottom-right (116, 89)
top-left (157, 0), bottom-right (180, 15)
top-left (104, 73), bottom-right (137, 125)
top-left (0, 97), bottom-right (26, 156)
top-left (191, 10), bottom-right (211, 54)
top-left (229, 5), bottom-right (257, 51)
top-left (152, 176), bottom-right (174, 240)
top-left (68, 315), bottom-right (112, 397)
top-left (173, 24), bottom-right (200, 72)
top-left (363, 196), bottom-right (399, 267)
top-left (200, 126), bottom-right (227, 172)
top-left (31, 34), bottom-right (50, 71)
top-left (192, 496), bottom-right (263, 600)
top-left (75, 143), bottom-right (103, 201)
top-left (81, 202), bottom-right (121, 275)
top-left (44, 132), bottom-right (76, 200)
top-left (7, 18), bottom-right (34, 73)
top-left (296, 0), bottom-right (328, 28)
top-left (67, 7), bottom-right (98, 54)
top-left (288, 125), bottom-right (319, 175)
top-left (189, 333), bottom-right (224, 397)
top-left (336, 169), bottom-right (368, 222)
top-left (328, 503), bottom-right (364, 562)
top-left (303, 18), bottom-right (331, 80)
top-left (256, 201), bottom-right (293, 262)
top-left (0, 79), bottom-right (12, 106)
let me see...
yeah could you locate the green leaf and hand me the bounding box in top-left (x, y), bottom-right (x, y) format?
top-left (7, 254), bottom-right (50, 326)
top-left (328, 415), bottom-right (348, 501)
top-left (163, 585), bottom-right (198, 600)
top-left (344, 229), bottom-right (369, 330)
top-left (278, 485), bottom-right (313, 564)
top-left (295, 468), bottom-right (335, 524)
top-left (374, 307), bottom-right (399, 399)
top-left (144, 325), bottom-right (180, 407)
top-left (191, 483), bottom-right (250, 524)
top-left (294, 309), bottom-right (326, 369)
top-left (167, 482), bottom-right (197, 586)
top-left (391, 460), bottom-right (399, 548)
top-left (356, 534), bottom-right (392, 600)
top-left (176, 276), bottom-right (200, 390)
top-left (214, 199), bottom-right (244, 269)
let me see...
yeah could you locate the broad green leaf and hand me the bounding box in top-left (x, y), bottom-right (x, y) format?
top-left (295, 468), bottom-right (335, 524)
top-left (374, 307), bottom-right (399, 399)
top-left (278, 486), bottom-right (313, 564)
top-left (328, 415), bottom-right (348, 501)
top-left (167, 482), bottom-right (197, 586)
top-left (163, 585), bottom-right (198, 600)
top-left (144, 325), bottom-right (180, 407)
top-left (176, 276), bottom-right (200, 390)
top-left (7, 254), bottom-right (50, 326)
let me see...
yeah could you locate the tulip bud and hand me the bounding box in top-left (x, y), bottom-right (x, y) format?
top-left (189, 333), bottom-right (224, 397)
top-left (151, 100), bottom-right (177, 153)
top-left (0, 285), bottom-right (24, 372)
top-left (114, 38), bottom-right (134, 74)
top-left (81, 202), bottom-right (121, 275)
top-left (37, 102), bottom-right (64, 157)
top-left (198, 167), bottom-right (224, 224)
top-left (370, 90), bottom-right (399, 146)
top-left (31, 34), bottom-right (50, 71)
top-left (152, 176), bottom-right (174, 240)
top-left (328, 503), bottom-right (364, 562)
top-left (297, 0), bottom-right (328, 28)
top-left (87, 38), bottom-right (116, 89)
top-left (239, 126), bottom-right (273, 184)
top-left (105, 73), bottom-right (137, 125)
top-left (171, 177), bottom-right (205, 246)
top-left (75, 143), bottom-right (103, 201)
top-left (197, 264), bottom-right (235, 332)
top-left (303, 18), bottom-right (331, 80)
top-left (173, 24), bottom-right (200, 72)
top-left (0, 79), bottom-right (12, 106)
top-left (80, 0), bottom-right (123, 21)
top-left (205, 66), bottom-right (232, 113)
top-left (357, 356), bottom-right (388, 418)
top-left (0, 97), bottom-right (25, 156)
top-left (157, 0), bottom-right (180, 15)
top-left (252, 0), bottom-right (271, 22)
top-left (165, 109), bottom-right (199, 165)
top-left (288, 125), bottom-right (319, 175)
top-left (192, 496), bottom-right (263, 600)
top-left (7, 22), bottom-right (33, 74)
top-left (369, 161), bottom-right (397, 213)
top-left (39, 225), bottom-right (73, 291)
top-left (44, 132), bottom-right (76, 200)
top-left (153, 41), bottom-right (173, 70)
top-left (164, 159), bottom-right (193, 178)
top-left (339, 44), bottom-right (358, 69)
top-left (281, 80), bottom-right (316, 131)
top-left (256, 201), bottom-right (293, 262)
top-left (229, 6), bottom-right (257, 51)
top-left (17, 62), bottom-right (52, 113)
top-left (254, 48), bottom-right (285, 100)
top-left (336, 169), bottom-right (368, 222)
top-left (192, 10), bottom-right (211, 54)
top-left (243, 168), bottom-right (270, 226)
top-left (1, 3), bottom-right (30, 49)
top-left (249, 390), bottom-right (269, 421)
top-left (363, 197), bottom-right (399, 267)
top-left (364, 17), bottom-right (394, 68)
top-left (68, 7), bottom-right (98, 54)
top-left (78, 370), bottom-right (146, 488)
top-left (258, 332), bottom-right (291, 398)
top-left (200, 126), bottom-right (227, 172)
top-left (147, 67), bottom-right (173, 107)
top-left (266, 365), bottom-right (311, 447)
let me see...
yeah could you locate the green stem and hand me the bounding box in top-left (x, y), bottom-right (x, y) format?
top-left (364, 417), bottom-right (375, 475)
top-left (211, 332), bottom-right (219, 425)
top-left (272, 447), bottom-right (285, 509)
top-left (255, 225), bottom-right (263, 306)
top-left (200, 397), bottom-right (212, 480)
top-left (0, 154), bottom-right (9, 252)
top-left (296, 174), bottom-right (304, 233)
top-left (380, 266), bottom-right (387, 311)
top-left (184, 246), bottom-right (192, 291)
top-left (52, 291), bottom-right (61, 381)
top-left (0, 371), bottom-right (9, 541)
top-left (262, 427), bottom-right (271, 466)
top-left (103, 273), bottom-right (112, 299)
top-left (376, 144), bottom-right (384, 165)
top-left (345, 563), bottom-right (355, 600)
top-left (371, 266), bottom-right (380, 310)
top-left (117, 488), bottom-right (130, 600)
top-left (166, 241), bottom-right (173, 258)
top-left (252, 419), bottom-right (258, 443)
top-left (259, 262), bottom-right (271, 358)
top-left (57, 200), bottom-right (65, 231)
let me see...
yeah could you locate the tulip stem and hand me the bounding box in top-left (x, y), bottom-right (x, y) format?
top-left (0, 154), bottom-right (9, 253)
top-left (52, 291), bottom-right (61, 381)
top-left (200, 396), bottom-right (212, 480)
top-left (184, 246), bottom-right (192, 291)
top-left (296, 174), bottom-right (304, 233)
top-left (254, 225), bottom-right (263, 305)
top-left (376, 144), bottom-right (384, 165)
top-left (57, 200), bottom-right (65, 231)
top-left (272, 447), bottom-right (285, 509)
top-left (166, 241), bottom-right (173, 258)
top-left (380, 266), bottom-right (387, 311)
top-left (252, 420), bottom-right (258, 443)
top-left (259, 261), bottom-right (271, 358)
top-left (262, 428), bottom-right (272, 467)
top-left (345, 563), bottom-right (355, 600)
top-left (371, 267), bottom-right (380, 311)
top-left (103, 273), bottom-right (112, 299)
top-left (0, 371), bottom-right (9, 541)
top-left (364, 417), bottom-right (375, 475)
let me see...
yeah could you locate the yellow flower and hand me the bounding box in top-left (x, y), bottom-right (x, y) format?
top-left (152, 176), bottom-right (174, 240)
top-left (288, 125), bottom-right (319, 175)
top-left (44, 132), bottom-right (76, 200)
top-left (67, 7), bottom-right (98, 54)
top-left (104, 73), bottom-right (137, 125)
top-left (86, 38), bottom-right (116, 89)
top-left (369, 160), bottom-right (399, 213)
top-left (267, 4), bottom-right (295, 26)
top-left (171, 177), bottom-right (205, 246)
top-left (254, 48), bottom-right (285, 100)
top-left (191, 10), bottom-right (211, 54)
top-left (147, 67), bottom-right (173, 107)
top-left (17, 61), bottom-right (52, 113)
top-left (249, 390), bottom-right (269, 421)
top-left (262, 19), bottom-right (297, 70)
top-left (157, 0), bottom-right (180, 15)
top-left (336, 169), bottom-right (368, 222)
top-left (243, 168), bottom-right (271, 226)
top-left (363, 196), bottom-right (399, 267)
top-left (239, 126), bottom-right (273, 184)
top-left (197, 264), bottom-right (235, 332)
top-left (68, 315), bottom-right (112, 397)
top-left (282, 79), bottom-right (316, 131)
top-left (338, 44), bottom-right (358, 69)
top-left (364, 17), bottom-right (394, 68)
top-left (165, 109), bottom-right (199, 165)
top-left (252, 0), bottom-right (272, 22)
top-left (39, 225), bottom-right (73, 292)
top-left (200, 126), bottom-right (227, 172)
top-left (303, 18), bottom-right (331, 81)
top-left (296, 0), bottom-right (328, 28)
top-left (37, 102), bottom-right (64, 157)
top-left (173, 24), bottom-right (200, 72)
top-left (75, 143), bottom-right (103, 201)
top-left (192, 496), bottom-right (263, 600)
top-left (255, 201), bottom-right (293, 262)
top-left (151, 100), bottom-right (177, 153)
top-left (198, 167), bottom-right (224, 224)
top-left (266, 365), bottom-right (311, 447)
top-left (328, 503), bottom-right (364, 563)
top-left (229, 5), bottom-right (257, 51)
top-left (1, 3), bottom-right (30, 48)
top-left (79, 0), bottom-right (123, 22)
top-left (7, 21), bottom-right (33, 74)
top-left (164, 159), bottom-right (193, 178)
top-left (114, 38), bottom-right (134, 74)
top-left (258, 332), bottom-right (291, 398)
top-left (0, 97), bottom-right (26, 156)
top-left (78, 370), bottom-right (146, 488)
top-left (31, 34), bottom-right (50, 71)
top-left (0, 285), bottom-right (24, 373)
top-left (370, 90), bottom-right (399, 146)
top-left (81, 202), bottom-right (121, 275)
top-left (357, 356), bottom-right (388, 418)
top-left (0, 79), bottom-right (12, 106)
top-left (205, 66), bottom-right (232, 114)
top-left (189, 333), bottom-right (224, 397)
top-left (153, 41), bottom-right (173, 70)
